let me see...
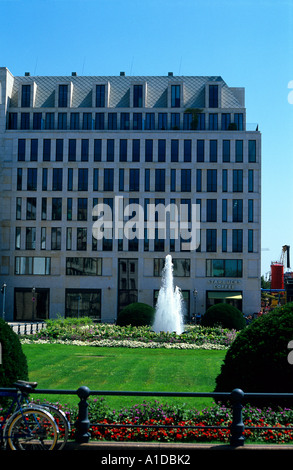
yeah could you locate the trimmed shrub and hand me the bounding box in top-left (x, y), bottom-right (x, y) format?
top-left (201, 303), bottom-right (245, 331)
top-left (0, 319), bottom-right (29, 387)
top-left (215, 303), bottom-right (293, 405)
top-left (117, 303), bottom-right (155, 327)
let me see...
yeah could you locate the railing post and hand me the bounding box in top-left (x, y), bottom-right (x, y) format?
top-left (75, 386), bottom-right (91, 443)
top-left (230, 388), bottom-right (245, 447)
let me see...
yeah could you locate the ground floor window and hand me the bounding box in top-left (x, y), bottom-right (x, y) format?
top-left (206, 290), bottom-right (242, 311)
top-left (65, 289), bottom-right (101, 321)
top-left (14, 288), bottom-right (49, 321)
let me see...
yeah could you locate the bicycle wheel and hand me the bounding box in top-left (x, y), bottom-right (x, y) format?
top-left (6, 408), bottom-right (58, 450)
top-left (41, 404), bottom-right (70, 449)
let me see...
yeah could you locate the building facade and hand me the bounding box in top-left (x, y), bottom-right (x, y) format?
top-left (0, 67), bottom-right (261, 322)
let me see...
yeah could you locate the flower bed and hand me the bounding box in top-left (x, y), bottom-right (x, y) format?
top-left (21, 320), bottom-right (237, 350)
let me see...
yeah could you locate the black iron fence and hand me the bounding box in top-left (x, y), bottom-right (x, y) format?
top-left (2, 385), bottom-right (292, 447)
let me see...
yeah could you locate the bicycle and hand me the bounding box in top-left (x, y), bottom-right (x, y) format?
top-left (15, 380), bottom-right (71, 450)
top-left (0, 382), bottom-right (59, 450)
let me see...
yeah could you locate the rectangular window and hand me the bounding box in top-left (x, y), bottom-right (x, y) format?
top-left (233, 199), bottom-right (243, 222)
top-left (222, 199), bottom-right (227, 222)
top-left (233, 170), bottom-right (243, 192)
top-left (41, 198), bottom-right (47, 220)
top-left (221, 113), bottom-right (231, 130)
top-left (77, 228), bottom-right (87, 251)
top-left (56, 139), bottom-right (63, 161)
top-left (158, 140), bottom-right (166, 162)
top-left (108, 113), bottom-right (117, 130)
top-left (248, 229), bottom-right (254, 252)
top-left (207, 199), bottom-right (217, 222)
top-left (8, 113), bottom-right (17, 129)
top-left (27, 168), bottom-right (37, 191)
top-left (145, 169), bottom-right (150, 191)
top-left (82, 113), bottom-right (92, 130)
top-left (15, 227), bottom-right (21, 250)
top-left (171, 85), bottom-right (180, 107)
top-left (81, 139), bottom-right (89, 161)
top-left (171, 113), bottom-right (180, 129)
top-left (16, 197), bottom-right (22, 220)
top-left (78, 169), bottom-right (88, 191)
top-left (52, 168), bottom-right (63, 191)
top-left (43, 139), bottom-right (51, 161)
top-left (95, 112), bottom-right (104, 130)
top-left (45, 113), bottom-right (55, 130)
top-left (232, 229), bottom-right (243, 252)
top-left (206, 259), bottom-right (242, 277)
top-left (120, 113), bottom-right (130, 130)
top-left (133, 113), bottom-right (142, 130)
top-left (181, 169), bottom-right (191, 192)
top-left (196, 169), bottom-right (202, 192)
top-left (104, 169), bottom-right (114, 191)
top-left (235, 140), bottom-right (243, 162)
top-left (21, 85), bottom-right (31, 107)
top-left (93, 169), bottom-right (99, 191)
top-left (68, 139), bottom-right (76, 161)
top-left (248, 199), bottom-right (254, 222)
top-left (171, 169), bottom-right (176, 192)
top-left (184, 140), bottom-right (192, 162)
top-left (119, 169), bottom-right (124, 191)
top-left (66, 227), bottom-right (72, 250)
top-left (33, 113), bottom-right (42, 130)
top-left (133, 85), bottom-right (143, 107)
top-left (249, 140), bottom-right (256, 162)
top-left (18, 139), bottom-right (26, 161)
top-left (158, 113), bottom-right (167, 130)
top-left (171, 140), bottom-right (179, 162)
top-left (234, 113), bottom-right (243, 131)
top-left (52, 198), bottom-right (62, 220)
top-left (222, 140), bottom-right (230, 162)
top-left (209, 85), bottom-right (218, 108)
top-left (197, 140), bottom-right (204, 162)
top-left (67, 198), bottom-right (72, 221)
top-left (209, 113), bottom-right (218, 130)
top-left (78, 198), bottom-right (88, 221)
top-left (42, 168), bottom-right (48, 191)
top-left (96, 85), bottom-right (105, 107)
top-left (145, 140), bottom-right (153, 162)
top-left (26, 198), bottom-right (36, 220)
top-left (206, 229), bottom-right (217, 252)
top-left (129, 169), bottom-right (140, 191)
top-left (210, 140), bottom-right (217, 162)
top-left (21, 113), bottom-right (30, 129)
top-left (58, 112), bottom-right (67, 129)
top-left (207, 169), bottom-right (217, 192)
top-left (222, 169), bottom-right (228, 192)
top-left (66, 258), bottom-right (102, 276)
top-left (132, 140), bottom-right (140, 161)
top-left (26, 227), bottom-right (36, 250)
top-left (94, 139), bottom-right (102, 161)
top-left (51, 227), bottom-right (62, 250)
top-left (155, 169), bottom-right (165, 192)
top-left (17, 168), bottom-right (23, 190)
top-left (145, 113), bottom-right (155, 130)
top-left (248, 170), bottom-right (254, 192)
top-left (119, 139), bottom-right (127, 161)
top-left (58, 85), bottom-right (68, 107)
top-left (222, 229), bottom-right (227, 252)
top-left (15, 257), bottom-right (51, 275)
top-left (41, 227), bottom-right (46, 250)
top-left (107, 139), bottom-right (115, 161)
top-left (70, 113), bottom-right (80, 130)
top-left (67, 168), bottom-right (73, 191)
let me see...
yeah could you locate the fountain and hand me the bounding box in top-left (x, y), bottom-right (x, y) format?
top-left (152, 254), bottom-right (184, 334)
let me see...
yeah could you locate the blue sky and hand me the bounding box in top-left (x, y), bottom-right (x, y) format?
top-left (1, 0), bottom-right (293, 277)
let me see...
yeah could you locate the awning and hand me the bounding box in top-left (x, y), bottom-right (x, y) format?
top-left (207, 291), bottom-right (242, 300)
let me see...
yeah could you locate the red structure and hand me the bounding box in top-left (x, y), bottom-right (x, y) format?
top-left (271, 262), bottom-right (284, 289)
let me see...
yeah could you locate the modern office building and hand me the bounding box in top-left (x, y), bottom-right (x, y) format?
top-left (0, 67), bottom-right (261, 322)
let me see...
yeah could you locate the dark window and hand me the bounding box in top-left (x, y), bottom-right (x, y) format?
top-left (45, 113), bottom-right (55, 130)
top-left (235, 140), bottom-right (243, 162)
top-left (232, 229), bottom-right (243, 252)
top-left (119, 139), bottom-right (127, 161)
top-left (56, 139), bottom-right (63, 161)
top-left (120, 113), bottom-right (130, 130)
top-left (223, 140), bottom-right (230, 162)
top-left (51, 227), bottom-right (62, 250)
top-left (82, 113), bottom-right (92, 130)
top-left (233, 199), bottom-right (243, 222)
top-left (43, 139), bottom-right (51, 161)
top-left (196, 169), bottom-right (202, 192)
top-left (249, 140), bottom-right (256, 162)
top-left (129, 169), bottom-right (140, 191)
top-left (207, 199), bottom-right (217, 222)
top-left (158, 140), bottom-right (166, 162)
top-left (68, 139), bottom-right (76, 161)
top-left (104, 169), bottom-right (114, 191)
top-left (26, 198), bottom-right (36, 220)
top-left (58, 112), bottom-right (67, 129)
top-left (184, 140), bottom-right (192, 162)
top-left (33, 113), bottom-right (42, 130)
top-left (181, 169), bottom-right (191, 192)
top-left (52, 198), bottom-right (62, 220)
top-left (8, 113), bottom-right (17, 129)
top-left (155, 169), bottom-right (165, 192)
top-left (42, 168), bottom-right (48, 191)
top-left (145, 113), bottom-right (155, 130)
top-left (67, 168), bottom-right (73, 191)
top-left (233, 170), bottom-right (243, 192)
top-left (145, 140), bottom-right (153, 162)
top-left (197, 140), bottom-right (204, 162)
top-left (108, 113), bottom-right (117, 130)
top-left (52, 168), bottom-right (63, 191)
top-left (17, 168), bottom-right (22, 190)
top-left (171, 140), bottom-right (179, 162)
top-left (21, 113), bottom-right (30, 129)
top-left (78, 169), bottom-right (88, 191)
top-left (206, 229), bottom-right (217, 252)
top-left (171, 85), bottom-right (180, 107)
top-left (133, 85), bottom-right (143, 107)
top-left (21, 85), bottom-right (31, 107)
top-left (18, 139), bottom-right (26, 161)
top-left (132, 140), bottom-right (140, 161)
top-left (93, 169), bottom-right (99, 191)
top-left (70, 113), bottom-right (80, 130)
top-left (107, 139), bottom-right (114, 161)
top-left (94, 139), bottom-right (102, 161)
top-left (209, 113), bottom-right (218, 130)
top-left (158, 113), bottom-right (167, 130)
top-left (81, 139), bottom-right (89, 161)
top-left (209, 85), bottom-right (218, 108)
top-left (78, 198), bottom-right (88, 221)
top-left (95, 112), bottom-right (104, 130)
top-left (58, 85), bottom-right (68, 107)
top-left (27, 168), bottom-right (37, 191)
top-left (221, 113), bottom-right (231, 130)
top-left (207, 169), bottom-right (217, 192)
top-left (210, 140), bottom-right (217, 162)
top-left (96, 85), bottom-right (105, 107)
top-left (30, 139), bottom-right (38, 161)
top-left (133, 113), bottom-right (142, 130)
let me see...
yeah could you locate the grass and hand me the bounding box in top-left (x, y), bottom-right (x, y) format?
top-left (22, 344), bottom-right (225, 410)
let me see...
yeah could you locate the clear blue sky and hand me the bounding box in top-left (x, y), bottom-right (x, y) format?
top-left (1, 0), bottom-right (293, 277)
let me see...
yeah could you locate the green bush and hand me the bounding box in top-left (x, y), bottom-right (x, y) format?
top-left (0, 319), bottom-right (29, 387)
top-left (117, 303), bottom-right (155, 327)
top-left (215, 303), bottom-right (293, 405)
top-left (201, 303), bottom-right (245, 330)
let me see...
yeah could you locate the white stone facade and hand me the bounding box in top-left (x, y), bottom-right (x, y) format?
top-left (0, 67), bottom-right (261, 322)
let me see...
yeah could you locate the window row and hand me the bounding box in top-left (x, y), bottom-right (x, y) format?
top-left (17, 137), bottom-right (256, 163)
top-left (17, 83), bottom-right (227, 111)
top-left (9, 111), bottom-right (245, 132)
top-left (15, 225), bottom-right (255, 253)
top-left (17, 167), bottom-right (257, 195)
top-left (16, 194), bottom-right (258, 223)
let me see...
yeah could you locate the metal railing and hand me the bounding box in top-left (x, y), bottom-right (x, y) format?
top-left (1, 386), bottom-right (292, 447)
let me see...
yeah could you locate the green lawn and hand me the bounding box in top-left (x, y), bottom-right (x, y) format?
top-left (23, 344), bottom-right (225, 410)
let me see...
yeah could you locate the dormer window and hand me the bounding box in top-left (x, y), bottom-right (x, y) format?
top-left (21, 85), bottom-right (31, 107)
top-left (133, 85), bottom-right (143, 107)
top-left (209, 85), bottom-right (219, 108)
top-left (171, 84), bottom-right (181, 107)
top-left (58, 84), bottom-right (68, 107)
top-left (96, 85), bottom-right (105, 107)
